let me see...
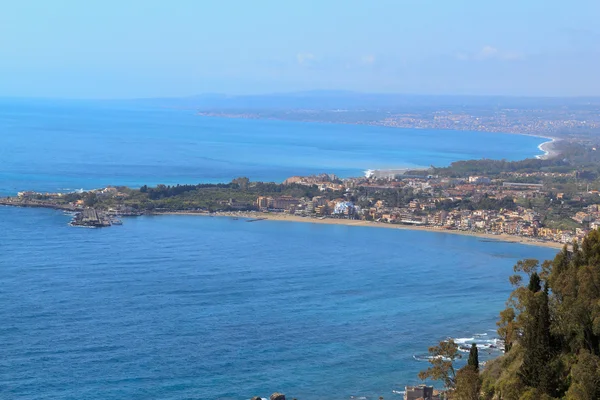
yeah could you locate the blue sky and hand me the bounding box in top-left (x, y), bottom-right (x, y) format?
top-left (2, 0), bottom-right (599, 98)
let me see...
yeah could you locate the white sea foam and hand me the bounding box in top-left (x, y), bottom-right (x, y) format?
top-left (535, 138), bottom-right (557, 159)
top-left (454, 337), bottom-right (475, 344)
top-left (413, 354), bottom-right (451, 362)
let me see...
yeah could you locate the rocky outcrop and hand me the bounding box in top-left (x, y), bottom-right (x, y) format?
top-left (250, 397), bottom-right (262, 400)
top-left (270, 393), bottom-right (286, 400)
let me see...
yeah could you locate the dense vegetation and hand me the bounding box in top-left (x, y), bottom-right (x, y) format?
top-left (420, 229), bottom-right (600, 399)
top-left (59, 178), bottom-right (345, 212)
top-left (405, 142), bottom-right (600, 179)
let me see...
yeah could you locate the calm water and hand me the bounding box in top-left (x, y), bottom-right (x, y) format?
top-left (0, 100), bottom-right (555, 399)
top-left (0, 99), bottom-right (545, 195)
top-left (0, 207), bottom-right (557, 399)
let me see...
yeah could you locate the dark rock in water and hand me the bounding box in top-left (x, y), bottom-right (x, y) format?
top-left (270, 393), bottom-right (286, 400)
top-left (250, 397), bottom-right (262, 400)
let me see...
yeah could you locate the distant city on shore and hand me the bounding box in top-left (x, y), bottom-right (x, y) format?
top-left (159, 91), bottom-right (600, 139)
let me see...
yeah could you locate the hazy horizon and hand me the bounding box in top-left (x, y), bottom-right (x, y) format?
top-left (4, 90), bottom-right (600, 103)
top-left (2, 0), bottom-right (600, 99)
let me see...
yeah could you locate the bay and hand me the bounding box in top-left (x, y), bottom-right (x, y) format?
top-left (0, 207), bottom-right (557, 399)
top-left (0, 99), bottom-right (555, 399)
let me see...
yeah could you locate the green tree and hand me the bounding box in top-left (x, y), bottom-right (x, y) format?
top-left (527, 272), bottom-right (541, 293)
top-left (418, 339), bottom-right (461, 389)
top-left (232, 177), bottom-right (250, 190)
top-left (519, 279), bottom-right (553, 393)
top-left (454, 366), bottom-right (481, 400)
top-left (468, 343), bottom-right (479, 372)
top-left (566, 350), bottom-right (600, 400)
top-left (83, 192), bottom-right (98, 207)
top-left (497, 307), bottom-right (517, 353)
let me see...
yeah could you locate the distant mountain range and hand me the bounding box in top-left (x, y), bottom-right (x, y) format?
top-left (143, 91), bottom-right (600, 111)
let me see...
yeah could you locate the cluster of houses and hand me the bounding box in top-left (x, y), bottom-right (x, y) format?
top-left (253, 173), bottom-right (599, 244)
top-left (256, 195), bottom-right (356, 217)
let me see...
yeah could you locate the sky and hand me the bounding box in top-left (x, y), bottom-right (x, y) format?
top-left (1, 0), bottom-right (600, 98)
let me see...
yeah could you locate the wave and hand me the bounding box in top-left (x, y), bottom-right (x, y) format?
top-left (449, 332), bottom-right (505, 354)
top-left (413, 354), bottom-right (451, 362)
top-left (535, 137), bottom-right (557, 160)
top-left (454, 337), bottom-right (474, 344)
top-left (59, 188), bottom-right (85, 193)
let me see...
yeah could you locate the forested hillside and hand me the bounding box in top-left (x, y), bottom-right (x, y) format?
top-left (420, 230), bottom-right (600, 399)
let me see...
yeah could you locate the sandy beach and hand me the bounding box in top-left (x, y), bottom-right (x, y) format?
top-left (536, 137), bottom-right (560, 160)
top-left (159, 211), bottom-right (565, 250)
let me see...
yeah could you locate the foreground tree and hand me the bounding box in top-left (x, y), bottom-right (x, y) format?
top-left (467, 344), bottom-right (479, 372)
top-left (421, 229), bottom-right (600, 398)
top-left (519, 278), bottom-right (554, 394)
top-left (454, 366), bottom-right (481, 400)
top-left (565, 350), bottom-right (600, 400)
top-left (418, 339), bottom-right (461, 389)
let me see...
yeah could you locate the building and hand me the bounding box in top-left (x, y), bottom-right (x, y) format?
top-left (17, 191), bottom-right (37, 198)
top-left (256, 196), bottom-right (271, 209)
top-left (333, 201), bottom-right (355, 216)
top-left (271, 196), bottom-right (300, 210)
top-left (404, 385), bottom-right (440, 400)
top-left (312, 196), bottom-right (328, 207)
top-left (573, 212), bottom-right (592, 224)
top-left (468, 176), bottom-right (491, 184)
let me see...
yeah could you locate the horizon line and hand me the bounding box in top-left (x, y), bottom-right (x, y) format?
top-left (2, 90), bottom-right (600, 102)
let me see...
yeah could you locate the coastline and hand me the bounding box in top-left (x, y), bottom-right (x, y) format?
top-left (158, 211), bottom-right (565, 250)
top-left (197, 115), bottom-right (560, 175)
top-left (535, 137), bottom-right (559, 160)
top-left (360, 134), bottom-right (558, 178)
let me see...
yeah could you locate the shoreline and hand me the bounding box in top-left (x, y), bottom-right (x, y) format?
top-left (157, 211), bottom-right (565, 250)
top-left (535, 137), bottom-right (559, 160)
top-left (197, 115), bottom-right (560, 172)
top-left (0, 203), bottom-right (566, 250)
top-left (358, 134), bottom-right (559, 179)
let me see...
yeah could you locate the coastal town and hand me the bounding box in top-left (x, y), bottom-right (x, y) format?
top-left (197, 99), bottom-right (600, 140)
top-left (3, 163), bottom-right (600, 246)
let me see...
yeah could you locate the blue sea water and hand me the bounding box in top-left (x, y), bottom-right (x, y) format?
top-left (0, 99), bottom-right (556, 399)
top-left (0, 207), bottom-right (558, 400)
top-left (0, 99), bottom-right (545, 195)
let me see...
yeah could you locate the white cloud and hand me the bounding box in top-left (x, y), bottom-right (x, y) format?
top-left (476, 45), bottom-right (499, 59)
top-left (457, 45), bottom-right (522, 61)
top-left (361, 54), bottom-right (376, 65)
top-left (296, 52), bottom-right (316, 65)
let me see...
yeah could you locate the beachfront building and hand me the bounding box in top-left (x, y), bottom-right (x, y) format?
top-left (256, 196), bottom-right (271, 209)
top-left (256, 196), bottom-right (301, 211)
top-left (272, 196), bottom-right (300, 210)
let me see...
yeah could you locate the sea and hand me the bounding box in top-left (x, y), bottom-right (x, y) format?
top-left (0, 98), bottom-right (546, 195)
top-left (0, 99), bottom-right (557, 399)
